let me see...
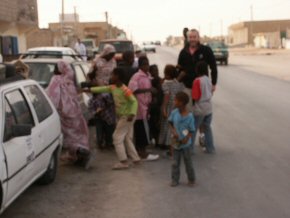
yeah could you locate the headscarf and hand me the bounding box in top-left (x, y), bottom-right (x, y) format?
top-left (46, 60), bottom-right (81, 118)
top-left (57, 60), bottom-right (75, 82)
top-left (100, 44), bottom-right (116, 57)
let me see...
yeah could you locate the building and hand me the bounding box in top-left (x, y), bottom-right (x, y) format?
top-left (0, 0), bottom-right (38, 55)
top-left (26, 12), bottom-right (126, 49)
top-left (228, 20), bottom-right (290, 47)
top-left (48, 20), bottom-right (126, 48)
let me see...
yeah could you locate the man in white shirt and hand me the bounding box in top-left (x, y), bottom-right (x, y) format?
top-left (74, 38), bottom-right (87, 61)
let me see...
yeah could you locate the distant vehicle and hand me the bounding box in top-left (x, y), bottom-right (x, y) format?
top-left (81, 39), bottom-right (99, 59)
top-left (21, 47), bottom-right (81, 61)
top-left (0, 64), bottom-right (63, 214)
top-left (206, 41), bottom-right (229, 65)
top-left (134, 44), bottom-right (142, 52)
top-left (142, 42), bottom-right (156, 53)
top-left (19, 58), bottom-right (91, 119)
top-left (98, 39), bottom-right (134, 63)
top-left (155, 41), bottom-right (161, 46)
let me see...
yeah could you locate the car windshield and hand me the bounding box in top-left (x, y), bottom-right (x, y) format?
top-left (26, 63), bottom-right (56, 88)
top-left (99, 41), bottom-right (134, 53)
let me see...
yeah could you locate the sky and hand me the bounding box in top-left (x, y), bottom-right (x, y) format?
top-left (37, 0), bottom-right (290, 43)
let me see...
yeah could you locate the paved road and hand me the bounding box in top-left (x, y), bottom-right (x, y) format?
top-left (2, 46), bottom-right (290, 218)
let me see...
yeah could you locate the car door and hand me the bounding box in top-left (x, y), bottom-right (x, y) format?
top-left (2, 90), bottom-right (36, 202)
top-left (24, 85), bottom-right (56, 175)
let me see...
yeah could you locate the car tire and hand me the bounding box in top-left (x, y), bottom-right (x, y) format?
top-left (225, 59), bottom-right (228, 65)
top-left (37, 150), bottom-right (58, 185)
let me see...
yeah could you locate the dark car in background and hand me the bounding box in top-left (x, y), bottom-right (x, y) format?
top-left (206, 41), bottom-right (229, 65)
top-left (98, 39), bottom-right (134, 63)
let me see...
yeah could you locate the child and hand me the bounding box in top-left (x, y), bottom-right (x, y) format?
top-left (87, 66), bottom-right (116, 150)
top-left (83, 67), bottom-right (141, 170)
top-left (192, 61), bottom-right (215, 153)
top-left (158, 65), bottom-right (184, 151)
top-left (88, 93), bottom-right (115, 150)
top-left (169, 92), bottom-right (196, 187)
top-left (128, 56), bottom-right (159, 161)
top-left (149, 64), bottom-right (163, 146)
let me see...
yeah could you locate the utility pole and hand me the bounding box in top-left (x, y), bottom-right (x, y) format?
top-left (61, 0), bottom-right (64, 46)
top-left (74, 6), bottom-right (77, 38)
top-left (105, 11), bottom-right (109, 39)
top-left (250, 5), bottom-right (254, 45)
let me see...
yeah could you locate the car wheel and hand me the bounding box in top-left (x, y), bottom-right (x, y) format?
top-left (225, 59), bottom-right (228, 65)
top-left (37, 150), bottom-right (58, 185)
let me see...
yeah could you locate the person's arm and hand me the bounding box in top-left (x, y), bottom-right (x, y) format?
top-left (134, 87), bottom-right (155, 95)
top-left (162, 94), bottom-right (170, 118)
top-left (90, 86), bottom-right (112, 94)
top-left (177, 51), bottom-right (187, 82)
top-left (125, 93), bottom-right (138, 122)
top-left (182, 115), bottom-right (196, 144)
top-left (168, 121), bottom-right (179, 140)
top-left (192, 79), bottom-right (201, 103)
top-left (207, 47), bottom-right (218, 91)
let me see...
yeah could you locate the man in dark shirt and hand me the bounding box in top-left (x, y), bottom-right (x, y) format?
top-left (178, 29), bottom-right (218, 92)
top-left (177, 29), bottom-right (218, 151)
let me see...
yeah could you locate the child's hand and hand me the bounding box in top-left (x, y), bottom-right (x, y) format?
top-left (82, 88), bottom-right (91, 93)
top-left (127, 115), bottom-right (134, 122)
top-left (181, 137), bottom-right (189, 144)
top-left (163, 110), bottom-right (168, 118)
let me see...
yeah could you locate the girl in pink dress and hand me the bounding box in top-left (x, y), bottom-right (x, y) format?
top-left (46, 60), bottom-right (91, 169)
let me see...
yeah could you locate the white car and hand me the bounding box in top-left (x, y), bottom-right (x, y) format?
top-left (21, 47), bottom-right (81, 61)
top-left (0, 64), bottom-right (63, 214)
top-left (142, 42), bottom-right (156, 53)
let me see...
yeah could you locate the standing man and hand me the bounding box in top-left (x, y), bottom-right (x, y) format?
top-left (177, 29), bottom-right (218, 151)
top-left (74, 38), bottom-right (87, 61)
top-left (178, 29), bottom-right (217, 102)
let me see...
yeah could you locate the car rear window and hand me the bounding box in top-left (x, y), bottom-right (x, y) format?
top-left (99, 41), bottom-right (134, 53)
top-left (26, 63), bottom-right (56, 88)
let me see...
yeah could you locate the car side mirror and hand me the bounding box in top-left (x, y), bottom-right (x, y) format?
top-left (12, 124), bottom-right (32, 137)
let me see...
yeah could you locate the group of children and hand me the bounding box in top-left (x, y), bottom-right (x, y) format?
top-left (83, 57), bottom-right (215, 187)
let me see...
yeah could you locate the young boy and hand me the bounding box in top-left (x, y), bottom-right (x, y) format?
top-left (83, 67), bottom-right (141, 170)
top-left (168, 92), bottom-right (196, 187)
top-left (192, 61), bottom-right (215, 154)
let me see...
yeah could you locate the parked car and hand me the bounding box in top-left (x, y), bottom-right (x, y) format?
top-left (20, 58), bottom-right (91, 119)
top-left (21, 47), bottom-right (81, 61)
top-left (0, 64), bottom-right (63, 214)
top-left (142, 42), bottom-right (156, 53)
top-left (206, 41), bottom-right (229, 65)
top-left (98, 39), bottom-right (134, 63)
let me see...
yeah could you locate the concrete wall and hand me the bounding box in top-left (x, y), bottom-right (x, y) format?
top-left (0, 0), bottom-right (38, 53)
top-left (26, 28), bottom-right (54, 49)
top-left (0, 0), bottom-right (38, 25)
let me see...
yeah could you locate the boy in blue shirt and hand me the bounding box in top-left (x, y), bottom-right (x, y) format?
top-left (168, 92), bottom-right (196, 187)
